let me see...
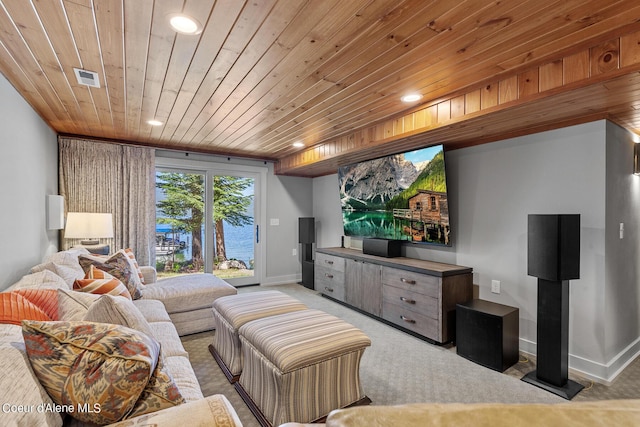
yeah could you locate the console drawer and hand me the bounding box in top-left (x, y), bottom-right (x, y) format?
top-left (383, 284), bottom-right (439, 320)
top-left (382, 266), bottom-right (440, 298)
top-left (382, 300), bottom-right (439, 340)
top-left (315, 266), bottom-right (345, 301)
top-left (316, 252), bottom-right (345, 273)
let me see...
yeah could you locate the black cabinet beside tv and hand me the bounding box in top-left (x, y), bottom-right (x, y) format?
top-left (315, 247), bottom-right (473, 344)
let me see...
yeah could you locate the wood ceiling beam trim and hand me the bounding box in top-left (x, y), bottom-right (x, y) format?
top-left (275, 29), bottom-right (640, 176)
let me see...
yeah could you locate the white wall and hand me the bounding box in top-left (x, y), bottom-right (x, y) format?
top-left (0, 74), bottom-right (59, 289)
top-left (603, 121), bottom-right (640, 377)
top-left (312, 120), bottom-right (640, 382)
top-left (312, 175), bottom-right (343, 249)
top-left (265, 172), bottom-right (313, 284)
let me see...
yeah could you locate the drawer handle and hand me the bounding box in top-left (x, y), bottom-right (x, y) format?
top-left (400, 278), bottom-right (416, 285)
top-left (400, 315), bottom-right (416, 324)
top-left (400, 297), bottom-right (416, 304)
top-left (325, 260), bottom-right (334, 265)
top-left (324, 287), bottom-right (334, 293)
top-left (324, 273), bottom-right (334, 279)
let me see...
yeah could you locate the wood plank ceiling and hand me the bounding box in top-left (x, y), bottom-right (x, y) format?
top-left (1, 0), bottom-right (640, 177)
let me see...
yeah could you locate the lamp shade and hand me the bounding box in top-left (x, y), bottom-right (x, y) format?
top-left (65, 213), bottom-right (114, 240)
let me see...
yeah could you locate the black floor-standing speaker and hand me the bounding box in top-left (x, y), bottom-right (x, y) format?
top-left (299, 217), bottom-right (315, 290)
top-left (522, 214), bottom-right (584, 399)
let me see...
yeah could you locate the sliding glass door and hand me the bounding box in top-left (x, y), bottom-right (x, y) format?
top-left (155, 158), bottom-right (265, 287)
top-left (210, 174), bottom-right (256, 286)
top-left (155, 170), bottom-right (206, 274)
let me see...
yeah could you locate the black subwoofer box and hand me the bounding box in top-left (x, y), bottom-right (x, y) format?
top-left (456, 299), bottom-right (519, 372)
top-left (362, 238), bottom-right (402, 258)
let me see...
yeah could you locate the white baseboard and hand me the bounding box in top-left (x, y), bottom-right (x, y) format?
top-left (519, 336), bottom-right (640, 385)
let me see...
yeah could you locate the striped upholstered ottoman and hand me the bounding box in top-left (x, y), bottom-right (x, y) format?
top-left (236, 309), bottom-right (371, 426)
top-left (209, 290), bottom-right (308, 382)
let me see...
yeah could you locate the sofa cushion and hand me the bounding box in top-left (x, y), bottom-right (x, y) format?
top-left (73, 265), bottom-right (132, 299)
top-left (163, 355), bottom-right (205, 402)
top-left (57, 289), bottom-right (100, 321)
top-left (0, 324), bottom-right (63, 427)
top-left (6, 270), bottom-right (70, 292)
top-left (14, 289), bottom-right (59, 320)
top-left (0, 293), bottom-right (51, 325)
top-left (79, 250), bottom-right (144, 299)
top-left (21, 320), bottom-right (161, 424)
top-left (148, 322), bottom-right (188, 358)
top-left (132, 299), bottom-right (172, 323)
top-left (127, 353), bottom-right (186, 419)
top-left (140, 274), bottom-right (236, 313)
top-left (83, 294), bottom-right (154, 338)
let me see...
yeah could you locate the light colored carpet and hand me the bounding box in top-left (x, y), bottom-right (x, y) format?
top-left (181, 283), bottom-right (623, 426)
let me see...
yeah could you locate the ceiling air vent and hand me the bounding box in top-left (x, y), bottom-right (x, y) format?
top-left (73, 68), bottom-right (100, 88)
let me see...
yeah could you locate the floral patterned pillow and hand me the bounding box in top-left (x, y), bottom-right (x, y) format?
top-left (79, 250), bottom-right (143, 299)
top-left (22, 320), bottom-right (159, 424)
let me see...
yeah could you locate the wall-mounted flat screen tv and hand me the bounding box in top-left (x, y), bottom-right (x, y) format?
top-left (338, 144), bottom-right (450, 246)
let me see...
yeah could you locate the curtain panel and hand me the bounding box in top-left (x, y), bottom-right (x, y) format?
top-left (59, 137), bottom-right (155, 266)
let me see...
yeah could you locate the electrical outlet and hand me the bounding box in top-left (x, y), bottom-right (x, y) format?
top-left (620, 222), bottom-right (624, 239)
top-left (491, 280), bottom-right (501, 294)
top-left (292, 248), bottom-right (297, 256)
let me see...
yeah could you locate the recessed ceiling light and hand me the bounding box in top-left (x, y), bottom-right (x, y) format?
top-left (147, 120), bottom-right (163, 126)
top-left (401, 93), bottom-right (422, 103)
top-left (292, 142), bottom-right (305, 148)
top-left (167, 13), bottom-right (203, 35)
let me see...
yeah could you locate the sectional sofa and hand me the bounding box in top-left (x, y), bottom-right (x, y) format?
top-left (282, 399), bottom-right (640, 426)
top-left (0, 248), bottom-right (242, 426)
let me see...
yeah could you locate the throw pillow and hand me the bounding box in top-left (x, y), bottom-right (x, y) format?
top-left (78, 250), bottom-right (143, 299)
top-left (125, 248), bottom-right (146, 285)
top-left (13, 289), bottom-right (59, 320)
top-left (57, 289), bottom-right (100, 321)
top-left (83, 294), bottom-right (154, 338)
top-left (30, 261), bottom-right (85, 288)
top-left (73, 265), bottom-right (132, 299)
top-left (0, 293), bottom-right (51, 325)
top-left (22, 320), bottom-right (160, 425)
top-left (30, 248), bottom-right (90, 287)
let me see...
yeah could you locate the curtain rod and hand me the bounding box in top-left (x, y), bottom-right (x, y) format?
top-left (57, 133), bottom-right (277, 164)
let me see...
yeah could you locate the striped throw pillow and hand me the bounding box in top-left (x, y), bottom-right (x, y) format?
top-left (124, 248), bottom-right (145, 284)
top-left (73, 266), bottom-right (132, 300)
